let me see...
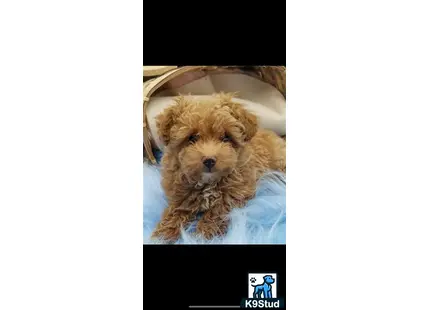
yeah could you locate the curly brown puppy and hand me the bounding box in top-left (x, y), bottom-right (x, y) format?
top-left (151, 93), bottom-right (286, 242)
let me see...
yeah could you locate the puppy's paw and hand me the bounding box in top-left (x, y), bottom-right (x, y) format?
top-left (151, 225), bottom-right (181, 243)
top-left (195, 220), bottom-right (227, 240)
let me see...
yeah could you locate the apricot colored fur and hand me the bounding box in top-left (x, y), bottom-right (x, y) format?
top-left (151, 93), bottom-right (286, 242)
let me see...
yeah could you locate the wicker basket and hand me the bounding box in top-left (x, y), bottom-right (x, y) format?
top-left (143, 66), bottom-right (287, 164)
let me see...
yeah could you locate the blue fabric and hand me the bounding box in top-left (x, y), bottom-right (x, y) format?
top-left (143, 153), bottom-right (286, 244)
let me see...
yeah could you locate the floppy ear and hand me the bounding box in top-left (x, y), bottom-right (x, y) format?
top-left (155, 96), bottom-right (187, 146)
top-left (218, 93), bottom-right (258, 141)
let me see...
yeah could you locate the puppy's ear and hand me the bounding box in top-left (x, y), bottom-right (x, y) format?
top-left (155, 96), bottom-right (187, 145)
top-left (218, 93), bottom-right (258, 141)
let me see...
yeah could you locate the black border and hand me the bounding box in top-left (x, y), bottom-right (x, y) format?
top-left (143, 1), bottom-right (286, 66)
top-left (143, 245), bottom-right (286, 309)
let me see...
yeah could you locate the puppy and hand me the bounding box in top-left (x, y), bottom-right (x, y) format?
top-left (151, 93), bottom-right (286, 242)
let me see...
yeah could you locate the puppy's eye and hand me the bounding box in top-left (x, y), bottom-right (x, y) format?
top-left (221, 134), bottom-right (232, 143)
top-left (188, 134), bottom-right (199, 143)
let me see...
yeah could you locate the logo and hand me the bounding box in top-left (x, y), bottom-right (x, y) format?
top-left (249, 273), bottom-right (277, 299)
top-left (241, 273), bottom-right (284, 308)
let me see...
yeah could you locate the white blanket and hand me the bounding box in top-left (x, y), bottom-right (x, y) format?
top-left (146, 72), bottom-right (286, 151)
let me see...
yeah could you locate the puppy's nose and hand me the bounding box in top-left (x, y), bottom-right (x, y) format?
top-left (202, 157), bottom-right (216, 169)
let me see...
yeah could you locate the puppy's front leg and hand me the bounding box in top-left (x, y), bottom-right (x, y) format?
top-left (196, 203), bottom-right (231, 240)
top-left (151, 206), bottom-right (195, 243)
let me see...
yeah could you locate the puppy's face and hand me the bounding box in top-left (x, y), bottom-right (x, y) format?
top-left (156, 94), bottom-right (258, 184)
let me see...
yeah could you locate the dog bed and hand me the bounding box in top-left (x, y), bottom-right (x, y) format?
top-left (143, 151), bottom-right (286, 244)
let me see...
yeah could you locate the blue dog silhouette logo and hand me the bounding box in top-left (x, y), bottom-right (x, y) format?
top-left (248, 273), bottom-right (277, 299)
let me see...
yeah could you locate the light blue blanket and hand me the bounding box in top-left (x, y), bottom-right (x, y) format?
top-left (143, 152), bottom-right (286, 244)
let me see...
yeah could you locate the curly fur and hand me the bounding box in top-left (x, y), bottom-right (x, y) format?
top-left (151, 93), bottom-right (286, 243)
top-left (143, 161), bottom-right (286, 244)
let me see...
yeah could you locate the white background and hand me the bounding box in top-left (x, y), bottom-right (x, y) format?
top-left (0, 0), bottom-right (430, 309)
top-left (0, 1), bottom-right (143, 309)
top-left (286, 0), bottom-right (430, 309)
top-left (248, 273), bottom-right (278, 298)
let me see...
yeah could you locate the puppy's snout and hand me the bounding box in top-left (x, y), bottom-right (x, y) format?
top-left (202, 157), bottom-right (216, 169)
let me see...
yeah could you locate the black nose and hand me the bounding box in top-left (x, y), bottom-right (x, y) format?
top-left (203, 158), bottom-right (216, 169)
